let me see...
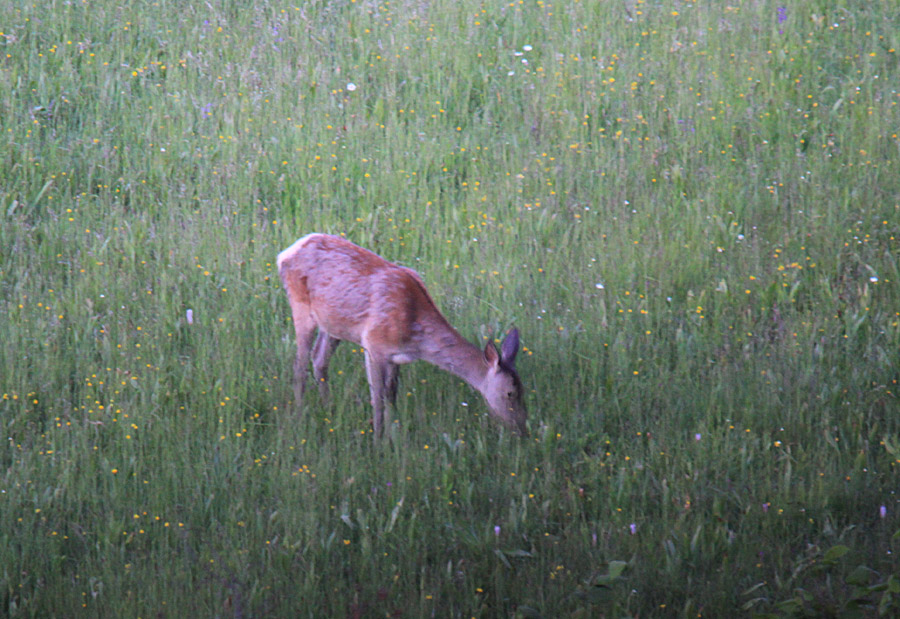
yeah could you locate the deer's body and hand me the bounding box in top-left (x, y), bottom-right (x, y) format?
top-left (277, 233), bottom-right (527, 437)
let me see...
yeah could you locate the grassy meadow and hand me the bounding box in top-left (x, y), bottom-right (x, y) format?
top-left (2, 0), bottom-right (899, 616)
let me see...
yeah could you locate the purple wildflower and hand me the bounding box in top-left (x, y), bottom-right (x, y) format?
top-left (777, 7), bottom-right (787, 34)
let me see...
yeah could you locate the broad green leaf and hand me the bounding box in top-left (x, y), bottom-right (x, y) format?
top-left (823, 545), bottom-right (850, 564)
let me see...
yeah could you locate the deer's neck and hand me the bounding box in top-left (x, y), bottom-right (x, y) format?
top-left (419, 324), bottom-right (488, 393)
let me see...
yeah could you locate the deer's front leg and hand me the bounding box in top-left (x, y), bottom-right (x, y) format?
top-left (364, 352), bottom-right (392, 438)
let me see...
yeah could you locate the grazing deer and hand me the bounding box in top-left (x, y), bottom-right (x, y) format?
top-left (277, 233), bottom-right (527, 437)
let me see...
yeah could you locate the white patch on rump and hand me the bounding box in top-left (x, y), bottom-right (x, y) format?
top-left (276, 233), bottom-right (323, 271)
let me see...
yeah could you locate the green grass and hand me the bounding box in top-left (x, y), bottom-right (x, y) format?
top-left (2, 0), bottom-right (899, 616)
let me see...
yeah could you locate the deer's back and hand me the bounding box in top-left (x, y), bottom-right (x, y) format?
top-left (278, 234), bottom-right (436, 350)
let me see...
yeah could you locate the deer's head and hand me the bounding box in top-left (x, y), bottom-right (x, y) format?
top-left (481, 328), bottom-right (528, 436)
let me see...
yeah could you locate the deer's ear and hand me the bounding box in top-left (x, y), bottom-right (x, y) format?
top-left (483, 340), bottom-right (499, 366)
top-left (501, 328), bottom-right (520, 367)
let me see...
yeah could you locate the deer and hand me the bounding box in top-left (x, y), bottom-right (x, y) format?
top-left (277, 233), bottom-right (527, 438)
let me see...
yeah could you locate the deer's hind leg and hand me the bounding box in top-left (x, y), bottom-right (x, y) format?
top-left (288, 311), bottom-right (317, 412)
top-left (312, 331), bottom-right (341, 400)
top-left (384, 363), bottom-right (400, 406)
top-left (280, 265), bottom-right (317, 413)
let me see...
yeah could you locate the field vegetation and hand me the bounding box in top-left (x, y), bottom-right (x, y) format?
top-left (1, 0), bottom-right (898, 616)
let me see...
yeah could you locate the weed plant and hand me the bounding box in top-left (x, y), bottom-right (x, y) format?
top-left (1, 0), bottom-right (898, 616)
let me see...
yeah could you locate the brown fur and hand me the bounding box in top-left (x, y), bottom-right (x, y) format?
top-left (278, 234), bottom-right (527, 437)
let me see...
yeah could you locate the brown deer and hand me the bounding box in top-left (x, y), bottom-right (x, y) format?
top-left (277, 233), bottom-right (527, 437)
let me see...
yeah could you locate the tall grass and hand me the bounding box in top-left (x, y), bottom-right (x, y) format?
top-left (1, 0), bottom-right (898, 616)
